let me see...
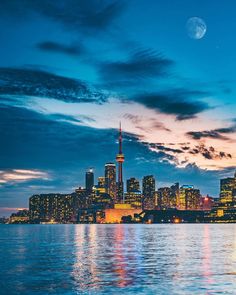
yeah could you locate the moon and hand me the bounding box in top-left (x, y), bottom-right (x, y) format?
top-left (186, 17), bottom-right (207, 39)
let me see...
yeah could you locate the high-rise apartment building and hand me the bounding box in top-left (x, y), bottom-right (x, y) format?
top-left (85, 168), bottom-right (94, 191)
top-left (105, 163), bottom-right (117, 202)
top-left (142, 175), bottom-right (156, 210)
top-left (178, 185), bottom-right (201, 210)
top-left (220, 172), bottom-right (236, 203)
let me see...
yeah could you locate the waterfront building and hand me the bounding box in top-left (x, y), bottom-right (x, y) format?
top-left (29, 191), bottom-right (91, 223)
top-left (104, 204), bottom-right (142, 223)
top-left (124, 191), bottom-right (142, 209)
top-left (141, 209), bottom-right (205, 223)
top-left (205, 201), bottom-right (236, 222)
top-left (9, 209), bottom-right (29, 224)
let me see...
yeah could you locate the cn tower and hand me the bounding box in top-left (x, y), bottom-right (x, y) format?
top-left (116, 122), bottom-right (125, 203)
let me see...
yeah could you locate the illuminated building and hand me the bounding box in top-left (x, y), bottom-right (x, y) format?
top-left (142, 175), bottom-right (155, 210)
top-left (155, 183), bottom-right (179, 209)
top-left (127, 177), bottom-right (140, 192)
top-left (94, 176), bottom-right (106, 195)
top-left (85, 168), bottom-right (94, 191)
top-left (205, 201), bottom-right (236, 222)
top-left (124, 191), bottom-right (142, 209)
top-left (116, 123), bottom-right (125, 203)
top-left (220, 171), bottom-right (236, 203)
top-left (125, 177), bottom-right (141, 208)
top-left (178, 185), bottom-right (201, 210)
top-left (141, 209), bottom-right (205, 223)
top-left (77, 207), bottom-right (105, 223)
top-left (201, 195), bottom-right (214, 211)
top-left (9, 209), bottom-right (29, 224)
top-left (157, 187), bottom-right (171, 209)
top-left (98, 177), bottom-right (105, 188)
top-left (104, 206), bottom-right (142, 223)
top-left (105, 163), bottom-right (116, 202)
top-left (29, 192), bottom-right (91, 223)
top-left (170, 182), bottom-right (179, 208)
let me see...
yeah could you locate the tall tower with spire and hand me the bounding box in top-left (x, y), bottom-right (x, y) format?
top-left (116, 122), bottom-right (125, 203)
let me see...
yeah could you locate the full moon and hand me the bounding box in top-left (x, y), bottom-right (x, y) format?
top-left (186, 17), bottom-right (207, 39)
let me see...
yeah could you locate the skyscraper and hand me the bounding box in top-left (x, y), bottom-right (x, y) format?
top-left (127, 177), bottom-right (140, 192)
top-left (105, 163), bottom-right (116, 202)
top-left (125, 177), bottom-right (141, 209)
top-left (142, 175), bottom-right (155, 198)
top-left (170, 182), bottom-right (179, 208)
top-left (220, 171), bottom-right (236, 203)
top-left (157, 187), bottom-right (171, 209)
top-left (142, 175), bottom-right (155, 210)
top-left (116, 123), bottom-right (125, 203)
top-left (178, 185), bottom-right (201, 210)
top-left (85, 168), bottom-right (94, 191)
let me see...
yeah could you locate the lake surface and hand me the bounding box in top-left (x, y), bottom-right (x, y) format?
top-left (0, 224), bottom-right (235, 295)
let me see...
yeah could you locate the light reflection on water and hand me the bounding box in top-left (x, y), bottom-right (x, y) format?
top-left (0, 224), bottom-right (235, 295)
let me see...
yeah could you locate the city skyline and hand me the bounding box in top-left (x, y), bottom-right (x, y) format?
top-left (1, 0), bottom-right (236, 217)
top-left (2, 123), bottom-right (236, 220)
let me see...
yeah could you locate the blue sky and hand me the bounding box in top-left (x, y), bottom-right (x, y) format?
top-left (0, 0), bottom-right (236, 216)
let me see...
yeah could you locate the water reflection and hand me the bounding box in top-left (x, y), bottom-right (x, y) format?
top-left (202, 225), bottom-right (213, 285)
top-left (0, 224), bottom-right (235, 295)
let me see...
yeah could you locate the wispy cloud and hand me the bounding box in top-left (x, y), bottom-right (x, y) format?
top-left (187, 120), bottom-right (236, 140)
top-left (132, 89), bottom-right (210, 120)
top-left (0, 67), bottom-right (107, 103)
top-left (188, 144), bottom-right (232, 160)
top-left (100, 49), bottom-right (174, 86)
top-left (123, 113), bottom-right (171, 132)
top-left (0, 169), bottom-right (50, 185)
top-left (0, 0), bottom-right (125, 33)
top-left (36, 41), bottom-right (85, 57)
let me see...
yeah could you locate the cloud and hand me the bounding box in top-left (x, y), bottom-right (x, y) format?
top-left (0, 0), bottom-right (125, 33)
top-left (0, 67), bottom-right (107, 103)
top-left (99, 48), bottom-right (174, 86)
top-left (151, 144), bottom-right (184, 154)
top-left (123, 113), bottom-right (171, 132)
top-left (0, 105), bottom-right (119, 171)
top-left (140, 140), bottom-right (232, 167)
top-left (36, 41), bottom-right (85, 57)
top-left (0, 169), bottom-right (50, 185)
top-left (188, 144), bottom-right (232, 160)
top-left (187, 130), bottom-right (229, 141)
top-left (143, 142), bottom-right (184, 155)
top-left (132, 89), bottom-right (210, 120)
top-left (187, 120), bottom-right (236, 140)
top-left (0, 103), bottom-right (235, 207)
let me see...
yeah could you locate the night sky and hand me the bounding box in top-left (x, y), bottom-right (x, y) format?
top-left (0, 0), bottom-right (236, 216)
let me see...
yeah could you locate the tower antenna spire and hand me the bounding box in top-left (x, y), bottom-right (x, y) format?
top-left (119, 121), bottom-right (122, 154)
top-left (116, 122), bottom-right (125, 203)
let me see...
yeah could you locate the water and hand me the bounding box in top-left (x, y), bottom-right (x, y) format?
top-left (0, 224), bottom-right (235, 295)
